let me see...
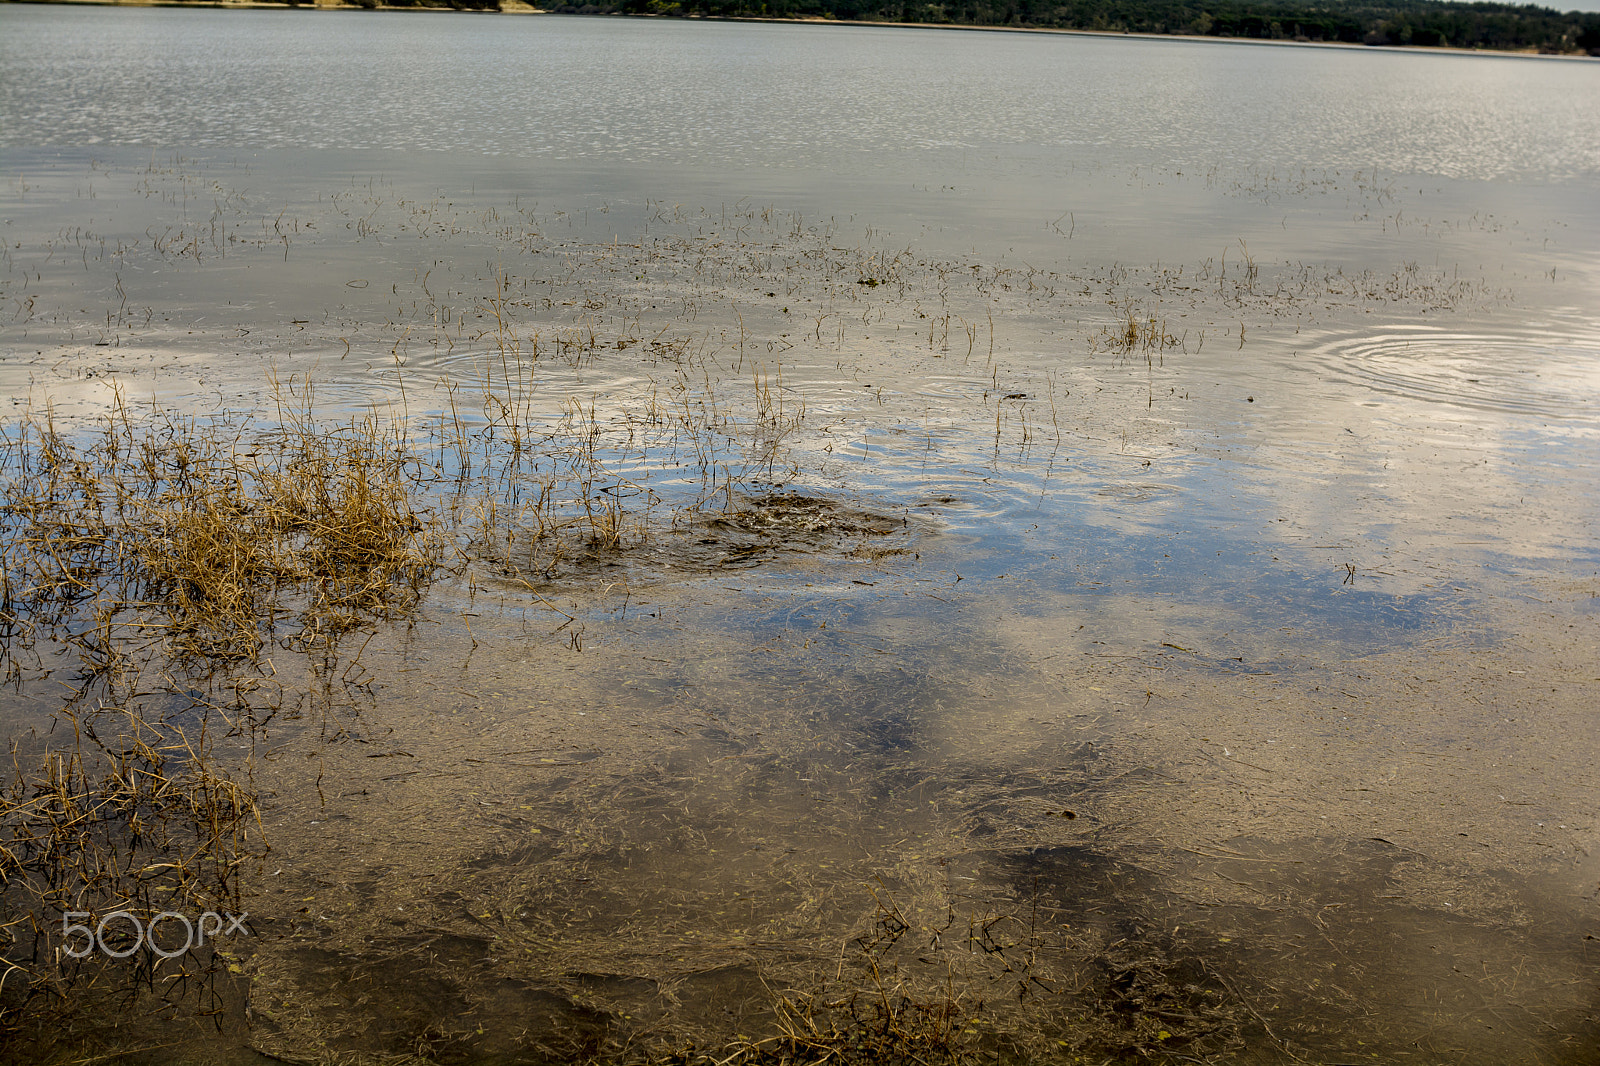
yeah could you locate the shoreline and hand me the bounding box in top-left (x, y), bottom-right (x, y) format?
top-left (4, 0), bottom-right (1597, 58)
top-left (713, 12), bottom-right (1600, 60)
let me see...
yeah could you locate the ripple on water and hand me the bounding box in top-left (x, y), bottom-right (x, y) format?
top-left (1295, 316), bottom-right (1600, 424)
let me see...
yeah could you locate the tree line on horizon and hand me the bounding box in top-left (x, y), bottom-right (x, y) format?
top-left (604, 0), bottom-right (1600, 52)
top-left (233, 0), bottom-right (1600, 54)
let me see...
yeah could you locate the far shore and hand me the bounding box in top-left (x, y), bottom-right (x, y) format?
top-left (5, 0), bottom-right (1596, 59)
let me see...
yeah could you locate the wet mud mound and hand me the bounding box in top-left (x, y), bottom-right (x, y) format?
top-left (689, 492), bottom-right (917, 571)
top-left (476, 491), bottom-right (926, 588)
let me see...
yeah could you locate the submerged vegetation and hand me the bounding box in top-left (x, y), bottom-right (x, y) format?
top-left (0, 366), bottom-right (818, 1048)
top-left (0, 392), bottom-right (437, 1014)
top-left (1, 151), bottom-right (1594, 1062)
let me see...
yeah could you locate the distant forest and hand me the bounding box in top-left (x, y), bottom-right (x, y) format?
top-left (600, 0), bottom-right (1600, 53)
top-left (270, 0), bottom-right (1600, 55)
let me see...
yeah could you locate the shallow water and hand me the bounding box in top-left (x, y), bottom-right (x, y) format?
top-left (2, 6), bottom-right (1599, 1064)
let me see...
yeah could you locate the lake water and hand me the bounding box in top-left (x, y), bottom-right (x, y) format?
top-left (2, 6), bottom-right (1599, 1063)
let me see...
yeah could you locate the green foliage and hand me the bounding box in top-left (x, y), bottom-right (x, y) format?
top-left (555, 0), bottom-right (1600, 55)
top-left (135, 0), bottom-right (1600, 55)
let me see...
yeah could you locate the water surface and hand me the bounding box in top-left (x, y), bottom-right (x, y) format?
top-left (2, 7), bottom-right (1598, 1064)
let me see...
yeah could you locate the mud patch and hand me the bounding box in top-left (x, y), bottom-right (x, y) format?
top-left (475, 491), bottom-right (927, 589)
top-left (995, 836), bottom-right (1600, 1064)
top-left (669, 492), bottom-right (926, 576)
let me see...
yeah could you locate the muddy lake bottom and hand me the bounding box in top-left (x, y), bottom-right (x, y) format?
top-left (6, 569), bottom-right (1597, 1065)
top-left (0, 137), bottom-right (1597, 1065)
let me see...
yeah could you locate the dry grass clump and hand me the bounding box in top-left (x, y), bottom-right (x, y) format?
top-left (1, 706), bottom-right (260, 998)
top-left (140, 473), bottom-right (273, 647)
top-left (0, 387), bottom-right (446, 1015)
top-left (1092, 304), bottom-right (1181, 361)
top-left (254, 404), bottom-right (438, 625)
top-left (1, 387), bottom-right (443, 666)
